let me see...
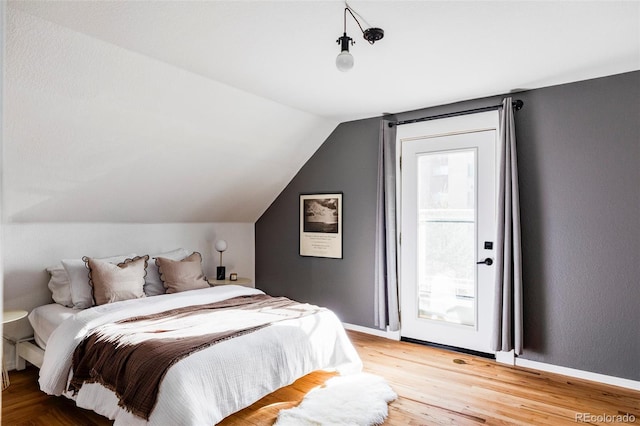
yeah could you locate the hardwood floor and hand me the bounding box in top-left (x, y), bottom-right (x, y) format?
top-left (2, 330), bottom-right (639, 425)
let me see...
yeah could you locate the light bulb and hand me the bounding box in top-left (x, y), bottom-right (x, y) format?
top-left (336, 50), bottom-right (354, 72)
top-left (215, 240), bottom-right (227, 253)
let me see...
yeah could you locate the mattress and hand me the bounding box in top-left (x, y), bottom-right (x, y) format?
top-left (28, 303), bottom-right (77, 349)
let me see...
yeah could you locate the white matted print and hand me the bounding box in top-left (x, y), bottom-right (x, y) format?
top-left (299, 193), bottom-right (343, 259)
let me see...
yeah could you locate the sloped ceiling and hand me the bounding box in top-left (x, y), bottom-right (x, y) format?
top-left (4, 1), bottom-right (639, 223)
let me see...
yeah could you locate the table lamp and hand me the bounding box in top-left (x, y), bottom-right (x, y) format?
top-left (215, 239), bottom-right (227, 280)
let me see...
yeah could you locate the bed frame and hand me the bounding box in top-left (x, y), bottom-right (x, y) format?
top-left (16, 339), bottom-right (44, 370)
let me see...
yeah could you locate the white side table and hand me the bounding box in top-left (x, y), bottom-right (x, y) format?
top-left (208, 277), bottom-right (252, 287)
top-left (4, 310), bottom-right (27, 324)
top-left (3, 310), bottom-right (28, 390)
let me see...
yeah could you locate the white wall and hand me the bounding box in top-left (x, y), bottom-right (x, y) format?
top-left (2, 222), bottom-right (255, 364)
top-left (1, 0), bottom-right (5, 380)
top-left (5, 5), bottom-right (337, 224)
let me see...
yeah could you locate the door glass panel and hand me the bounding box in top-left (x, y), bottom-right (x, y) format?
top-left (417, 149), bottom-right (475, 327)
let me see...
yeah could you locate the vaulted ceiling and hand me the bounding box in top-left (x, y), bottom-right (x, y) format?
top-left (4, 1), bottom-right (639, 223)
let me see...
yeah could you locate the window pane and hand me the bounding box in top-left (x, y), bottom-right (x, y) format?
top-left (417, 150), bottom-right (475, 327)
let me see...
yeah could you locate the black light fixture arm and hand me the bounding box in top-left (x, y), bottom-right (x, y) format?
top-left (345, 6), bottom-right (365, 37)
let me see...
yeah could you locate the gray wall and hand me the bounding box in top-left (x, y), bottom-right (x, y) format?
top-left (256, 71), bottom-right (640, 381)
top-left (256, 119), bottom-right (380, 326)
top-left (514, 71), bottom-right (639, 380)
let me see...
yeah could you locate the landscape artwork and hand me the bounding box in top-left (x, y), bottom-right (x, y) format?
top-left (299, 193), bottom-right (343, 258)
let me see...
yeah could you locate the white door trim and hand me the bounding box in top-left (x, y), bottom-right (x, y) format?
top-left (397, 111), bottom-right (500, 354)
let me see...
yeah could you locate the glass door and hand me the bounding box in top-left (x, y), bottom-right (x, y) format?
top-left (399, 112), bottom-right (498, 353)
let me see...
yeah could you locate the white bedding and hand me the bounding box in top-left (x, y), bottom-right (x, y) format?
top-left (39, 285), bottom-right (362, 425)
top-left (28, 303), bottom-right (77, 349)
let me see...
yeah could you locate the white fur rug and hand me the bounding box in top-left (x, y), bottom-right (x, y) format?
top-left (274, 373), bottom-right (397, 426)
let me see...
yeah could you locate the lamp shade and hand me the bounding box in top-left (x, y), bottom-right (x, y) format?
top-left (336, 50), bottom-right (354, 72)
top-left (214, 240), bottom-right (228, 253)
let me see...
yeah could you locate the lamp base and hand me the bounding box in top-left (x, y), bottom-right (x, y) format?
top-left (216, 266), bottom-right (226, 280)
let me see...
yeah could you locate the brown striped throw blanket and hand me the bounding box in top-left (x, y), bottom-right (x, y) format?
top-left (69, 294), bottom-right (322, 420)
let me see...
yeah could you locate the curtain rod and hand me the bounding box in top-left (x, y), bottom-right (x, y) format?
top-left (388, 99), bottom-right (524, 127)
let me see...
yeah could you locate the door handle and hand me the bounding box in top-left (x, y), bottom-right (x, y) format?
top-left (476, 258), bottom-right (493, 266)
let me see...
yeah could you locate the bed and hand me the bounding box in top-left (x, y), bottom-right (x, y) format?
top-left (20, 284), bottom-right (362, 425)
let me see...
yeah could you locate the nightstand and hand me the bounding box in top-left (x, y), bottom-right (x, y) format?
top-left (208, 277), bottom-right (252, 287)
top-left (3, 310), bottom-right (28, 390)
top-left (3, 310), bottom-right (27, 324)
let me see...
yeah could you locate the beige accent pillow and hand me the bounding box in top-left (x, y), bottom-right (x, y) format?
top-left (145, 248), bottom-right (191, 296)
top-left (64, 253), bottom-right (137, 309)
top-left (155, 252), bottom-right (209, 294)
top-left (84, 255), bottom-right (149, 306)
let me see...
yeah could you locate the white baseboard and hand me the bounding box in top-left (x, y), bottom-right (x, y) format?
top-left (495, 350), bottom-right (515, 365)
top-left (342, 323), bottom-right (401, 341)
top-left (514, 358), bottom-right (640, 391)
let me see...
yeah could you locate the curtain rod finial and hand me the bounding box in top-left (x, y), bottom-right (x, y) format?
top-left (513, 100), bottom-right (524, 111)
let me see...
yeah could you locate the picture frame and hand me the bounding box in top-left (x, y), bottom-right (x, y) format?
top-left (299, 193), bottom-right (343, 259)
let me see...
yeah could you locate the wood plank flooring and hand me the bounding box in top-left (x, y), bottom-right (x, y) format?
top-left (2, 330), bottom-right (639, 425)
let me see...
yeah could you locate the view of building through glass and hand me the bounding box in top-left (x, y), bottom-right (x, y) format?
top-left (417, 149), bottom-right (476, 327)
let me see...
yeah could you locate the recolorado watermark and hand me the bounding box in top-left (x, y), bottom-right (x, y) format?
top-left (575, 413), bottom-right (636, 423)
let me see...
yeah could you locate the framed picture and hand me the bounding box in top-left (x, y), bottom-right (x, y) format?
top-left (299, 193), bottom-right (343, 259)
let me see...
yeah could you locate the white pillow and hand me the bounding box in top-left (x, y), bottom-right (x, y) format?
top-left (62, 253), bottom-right (136, 309)
top-left (46, 265), bottom-right (73, 308)
top-left (145, 248), bottom-right (191, 296)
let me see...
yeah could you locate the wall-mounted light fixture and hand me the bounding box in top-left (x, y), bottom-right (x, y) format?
top-left (336, 3), bottom-right (384, 72)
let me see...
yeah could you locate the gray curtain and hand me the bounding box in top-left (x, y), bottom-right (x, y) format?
top-left (491, 97), bottom-right (524, 354)
top-left (374, 119), bottom-right (400, 331)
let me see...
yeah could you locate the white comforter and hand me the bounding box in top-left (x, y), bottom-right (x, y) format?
top-left (39, 285), bottom-right (362, 425)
